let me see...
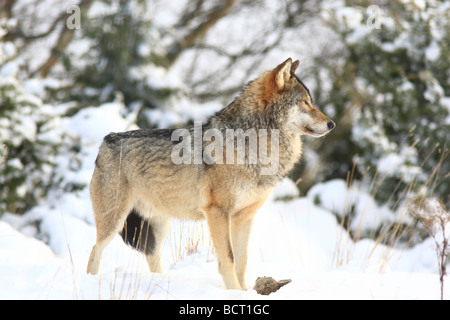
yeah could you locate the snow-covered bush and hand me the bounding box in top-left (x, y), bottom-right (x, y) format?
top-left (313, 0), bottom-right (450, 208)
top-left (0, 39), bottom-right (79, 215)
top-left (0, 74), bottom-right (59, 213)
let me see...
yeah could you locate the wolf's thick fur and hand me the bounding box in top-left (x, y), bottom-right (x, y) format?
top-left (86, 58), bottom-right (335, 289)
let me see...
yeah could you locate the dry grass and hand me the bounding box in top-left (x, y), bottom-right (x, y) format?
top-left (166, 219), bottom-right (211, 267)
top-left (330, 136), bottom-right (449, 272)
top-left (409, 198), bottom-right (449, 300)
top-left (103, 219), bottom-right (211, 299)
top-left (34, 129), bottom-right (447, 299)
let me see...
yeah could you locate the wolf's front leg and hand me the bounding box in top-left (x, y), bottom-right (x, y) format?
top-left (231, 198), bottom-right (270, 289)
top-left (204, 210), bottom-right (241, 290)
top-left (231, 217), bottom-right (254, 289)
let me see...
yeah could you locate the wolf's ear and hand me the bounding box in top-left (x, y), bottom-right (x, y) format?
top-left (275, 58), bottom-right (292, 90)
top-left (291, 60), bottom-right (300, 74)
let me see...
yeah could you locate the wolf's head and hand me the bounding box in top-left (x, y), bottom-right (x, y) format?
top-left (246, 58), bottom-right (335, 138)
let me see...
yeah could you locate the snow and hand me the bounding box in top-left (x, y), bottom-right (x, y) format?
top-left (0, 95), bottom-right (444, 300)
top-left (377, 147), bottom-right (423, 183)
top-left (0, 64), bottom-right (448, 301)
top-left (1, 185), bottom-right (447, 300)
top-left (1, 0), bottom-right (449, 301)
top-left (0, 115), bottom-right (447, 300)
top-left (425, 41), bottom-right (441, 61)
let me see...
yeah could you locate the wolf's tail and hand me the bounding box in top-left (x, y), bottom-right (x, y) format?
top-left (120, 209), bottom-right (155, 255)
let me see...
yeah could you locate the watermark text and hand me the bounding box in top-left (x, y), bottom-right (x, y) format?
top-left (171, 121), bottom-right (279, 176)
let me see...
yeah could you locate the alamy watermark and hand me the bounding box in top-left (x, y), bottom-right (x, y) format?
top-left (66, 5), bottom-right (81, 30)
top-left (64, 3), bottom-right (384, 32)
top-left (170, 121), bottom-right (280, 176)
top-left (366, 4), bottom-right (382, 30)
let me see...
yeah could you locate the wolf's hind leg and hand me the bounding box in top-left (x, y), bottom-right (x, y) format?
top-left (120, 211), bottom-right (171, 273)
top-left (87, 212), bottom-right (129, 275)
top-left (87, 176), bottom-right (131, 275)
top-left (144, 215), bottom-right (170, 273)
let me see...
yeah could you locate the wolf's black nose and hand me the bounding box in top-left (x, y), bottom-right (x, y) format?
top-left (327, 121), bottom-right (336, 130)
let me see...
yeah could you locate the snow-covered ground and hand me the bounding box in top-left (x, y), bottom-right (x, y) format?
top-left (0, 184), bottom-right (446, 300)
top-left (1, 0), bottom-right (449, 300)
top-left (0, 102), bottom-right (447, 300)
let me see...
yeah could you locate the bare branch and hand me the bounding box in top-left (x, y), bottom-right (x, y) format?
top-left (3, 2), bottom-right (68, 42)
top-left (176, 0), bottom-right (205, 28)
top-left (165, 0), bottom-right (236, 68)
top-left (0, 0), bottom-right (16, 19)
top-left (20, 12), bottom-right (67, 41)
top-left (36, 0), bottom-right (94, 78)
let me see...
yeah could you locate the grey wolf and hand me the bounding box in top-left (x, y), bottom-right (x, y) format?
top-left (86, 58), bottom-right (335, 290)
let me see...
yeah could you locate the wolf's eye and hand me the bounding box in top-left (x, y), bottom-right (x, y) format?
top-left (303, 100), bottom-right (310, 106)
